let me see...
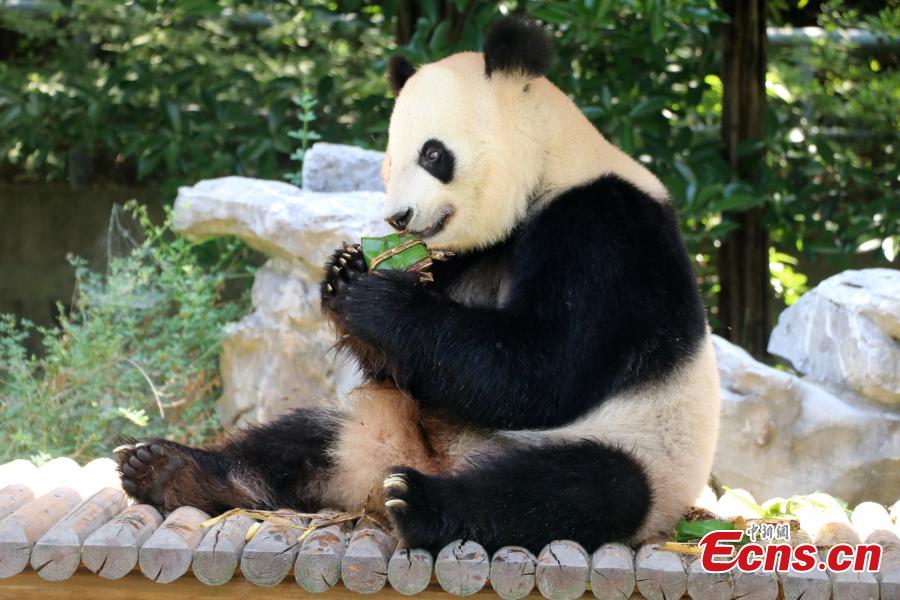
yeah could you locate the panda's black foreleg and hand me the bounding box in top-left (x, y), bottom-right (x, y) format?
top-left (382, 439), bottom-right (651, 553)
top-left (115, 407), bottom-right (342, 515)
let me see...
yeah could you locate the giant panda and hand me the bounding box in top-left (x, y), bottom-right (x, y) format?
top-left (116, 17), bottom-right (720, 552)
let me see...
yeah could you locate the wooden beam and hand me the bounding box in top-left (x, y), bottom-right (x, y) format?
top-left (81, 504), bottom-right (163, 580)
top-left (296, 509), bottom-right (351, 593)
top-left (388, 547), bottom-right (433, 596)
top-left (0, 570), bottom-right (666, 599)
top-left (490, 546), bottom-right (536, 600)
top-left (434, 539), bottom-right (490, 596)
top-left (535, 540), bottom-right (589, 600)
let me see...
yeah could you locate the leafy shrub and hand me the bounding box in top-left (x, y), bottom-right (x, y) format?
top-left (0, 0), bottom-right (393, 191)
top-left (0, 203), bottom-right (252, 462)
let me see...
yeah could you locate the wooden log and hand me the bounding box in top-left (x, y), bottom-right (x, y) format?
top-left (850, 502), bottom-right (900, 600)
top-left (851, 501), bottom-right (899, 549)
top-left (434, 539), bottom-right (490, 596)
top-left (295, 511), bottom-right (350, 593)
top-left (32, 458), bottom-right (81, 497)
top-left (780, 530), bottom-right (831, 600)
top-left (138, 505), bottom-right (209, 583)
top-left (0, 485), bottom-right (35, 522)
top-left (240, 511), bottom-right (306, 587)
top-left (0, 569), bottom-right (467, 599)
top-left (340, 517), bottom-right (397, 594)
top-left (388, 548), bottom-right (434, 596)
top-left (490, 546), bottom-right (537, 600)
top-left (685, 557), bottom-right (733, 600)
top-left (881, 550), bottom-right (900, 600)
top-left (536, 540), bottom-right (590, 600)
top-left (634, 544), bottom-right (687, 600)
top-left (814, 510), bottom-right (880, 600)
top-left (0, 487), bottom-right (82, 578)
top-left (590, 543), bottom-right (635, 600)
top-left (0, 460), bottom-right (36, 489)
top-left (191, 514), bottom-right (254, 586)
top-left (82, 504), bottom-right (163, 580)
top-left (30, 487), bottom-right (127, 581)
top-left (731, 569), bottom-right (779, 600)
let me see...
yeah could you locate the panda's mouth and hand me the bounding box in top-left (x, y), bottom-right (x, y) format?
top-left (410, 208), bottom-right (454, 239)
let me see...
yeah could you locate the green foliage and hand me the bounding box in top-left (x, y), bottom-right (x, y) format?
top-left (766, 5), bottom-right (899, 267)
top-left (283, 92), bottom-right (322, 187)
top-left (1, 0), bottom-right (895, 329)
top-left (0, 0), bottom-right (393, 190)
top-left (0, 203), bottom-right (252, 461)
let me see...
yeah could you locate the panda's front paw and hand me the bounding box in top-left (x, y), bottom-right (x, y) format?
top-left (321, 242), bottom-right (367, 309)
top-left (383, 467), bottom-right (446, 549)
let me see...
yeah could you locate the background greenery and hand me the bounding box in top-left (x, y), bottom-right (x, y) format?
top-left (0, 0), bottom-right (897, 460)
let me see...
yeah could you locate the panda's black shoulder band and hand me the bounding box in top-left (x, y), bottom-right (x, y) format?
top-left (484, 16), bottom-right (553, 79)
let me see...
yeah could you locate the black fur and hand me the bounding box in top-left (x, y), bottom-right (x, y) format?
top-left (388, 55), bottom-right (417, 94)
top-left (418, 139), bottom-right (455, 183)
top-left (116, 408), bottom-right (340, 514)
top-left (383, 440), bottom-right (652, 552)
top-left (483, 16), bottom-right (553, 78)
top-left (334, 175), bottom-right (706, 430)
top-left (117, 176), bottom-right (703, 550)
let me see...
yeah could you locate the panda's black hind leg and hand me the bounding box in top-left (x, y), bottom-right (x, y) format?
top-left (383, 440), bottom-right (651, 553)
top-left (115, 407), bottom-right (342, 515)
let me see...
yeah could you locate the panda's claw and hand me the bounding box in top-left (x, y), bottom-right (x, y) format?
top-left (385, 498), bottom-right (407, 509)
top-left (322, 243), bottom-right (369, 306)
top-left (383, 474), bottom-right (408, 493)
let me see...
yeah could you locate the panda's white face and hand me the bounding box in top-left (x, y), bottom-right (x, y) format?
top-left (382, 53), bottom-right (542, 252)
top-left (382, 51), bottom-right (668, 253)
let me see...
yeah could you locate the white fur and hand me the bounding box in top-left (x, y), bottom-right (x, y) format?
top-left (384, 52), bottom-right (667, 253)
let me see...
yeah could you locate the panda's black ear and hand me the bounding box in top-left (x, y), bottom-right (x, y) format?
top-left (484, 16), bottom-right (553, 79)
top-left (387, 55), bottom-right (417, 95)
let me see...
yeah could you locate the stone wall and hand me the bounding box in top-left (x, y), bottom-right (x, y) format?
top-left (173, 143), bottom-right (899, 504)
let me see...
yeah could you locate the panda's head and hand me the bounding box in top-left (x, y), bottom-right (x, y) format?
top-left (382, 17), bottom-right (665, 252)
top-left (381, 17), bottom-right (558, 252)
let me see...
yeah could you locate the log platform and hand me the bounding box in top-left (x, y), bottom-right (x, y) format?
top-left (0, 459), bottom-right (897, 599)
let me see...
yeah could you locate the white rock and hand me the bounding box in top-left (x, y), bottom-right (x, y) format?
top-left (216, 259), bottom-right (363, 425)
top-left (768, 268), bottom-right (900, 405)
top-left (174, 176), bottom-right (390, 425)
top-left (301, 142), bottom-right (386, 193)
top-left (174, 176), bottom-right (388, 262)
top-left (713, 335), bottom-right (900, 506)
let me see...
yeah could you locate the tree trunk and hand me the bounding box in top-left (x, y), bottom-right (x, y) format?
top-left (717, 0), bottom-right (770, 359)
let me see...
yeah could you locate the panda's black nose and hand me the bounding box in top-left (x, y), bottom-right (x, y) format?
top-left (387, 208), bottom-right (413, 231)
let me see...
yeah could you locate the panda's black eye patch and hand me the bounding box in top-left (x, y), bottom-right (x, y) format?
top-left (418, 139), bottom-right (454, 184)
